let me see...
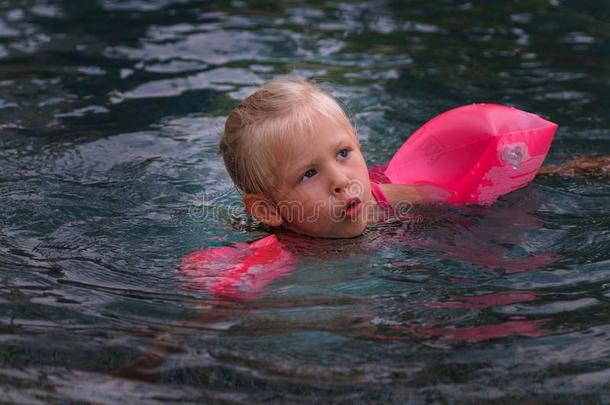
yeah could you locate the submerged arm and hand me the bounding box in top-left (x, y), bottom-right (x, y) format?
top-left (379, 183), bottom-right (452, 207)
top-left (539, 155), bottom-right (610, 178)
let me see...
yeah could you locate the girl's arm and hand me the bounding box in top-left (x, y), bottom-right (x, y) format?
top-left (539, 155), bottom-right (610, 177)
top-left (379, 183), bottom-right (452, 206)
top-left (378, 155), bottom-right (610, 212)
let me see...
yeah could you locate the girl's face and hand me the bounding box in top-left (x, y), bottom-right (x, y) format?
top-left (270, 116), bottom-right (375, 238)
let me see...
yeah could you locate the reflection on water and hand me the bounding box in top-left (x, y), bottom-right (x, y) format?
top-left (0, 0), bottom-right (609, 402)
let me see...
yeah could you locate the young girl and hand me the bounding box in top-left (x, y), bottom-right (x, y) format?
top-left (219, 77), bottom-right (449, 238)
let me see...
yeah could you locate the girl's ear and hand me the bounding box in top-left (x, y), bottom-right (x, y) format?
top-left (243, 194), bottom-right (284, 227)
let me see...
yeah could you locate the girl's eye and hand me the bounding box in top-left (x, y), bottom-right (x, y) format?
top-left (300, 169), bottom-right (317, 182)
top-left (337, 148), bottom-right (349, 159)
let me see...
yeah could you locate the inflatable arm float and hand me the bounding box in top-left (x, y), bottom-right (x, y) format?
top-left (180, 235), bottom-right (295, 301)
top-left (384, 104), bottom-right (558, 205)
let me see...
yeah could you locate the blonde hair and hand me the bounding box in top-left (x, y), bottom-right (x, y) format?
top-left (219, 77), bottom-right (356, 196)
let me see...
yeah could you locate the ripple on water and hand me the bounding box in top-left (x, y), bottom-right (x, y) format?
top-left (111, 30), bottom-right (269, 66)
top-left (118, 67), bottom-right (263, 101)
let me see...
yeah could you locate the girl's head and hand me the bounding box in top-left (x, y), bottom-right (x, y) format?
top-left (220, 77), bottom-right (374, 238)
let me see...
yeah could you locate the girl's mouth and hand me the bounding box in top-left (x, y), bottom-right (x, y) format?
top-left (344, 198), bottom-right (362, 218)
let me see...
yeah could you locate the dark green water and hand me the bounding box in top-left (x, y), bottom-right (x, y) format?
top-left (0, 0), bottom-right (609, 402)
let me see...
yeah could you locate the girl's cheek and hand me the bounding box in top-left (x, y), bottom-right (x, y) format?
top-left (296, 185), bottom-right (316, 205)
top-left (303, 177), bottom-right (321, 194)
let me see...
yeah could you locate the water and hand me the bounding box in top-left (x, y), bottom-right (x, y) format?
top-left (0, 0), bottom-right (609, 402)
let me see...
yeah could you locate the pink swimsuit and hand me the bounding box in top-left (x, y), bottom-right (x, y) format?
top-left (370, 181), bottom-right (391, 210)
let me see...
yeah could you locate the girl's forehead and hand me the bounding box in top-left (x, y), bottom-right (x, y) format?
top-left (276, 119), bottom-right (351, 156)
top-left (275, 125), bottom-right (355, 175)
top-left (261, 113), bottom-right (357, 188)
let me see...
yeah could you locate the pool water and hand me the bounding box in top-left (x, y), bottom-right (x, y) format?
top-left (1, 0), bottom-right (609, 402)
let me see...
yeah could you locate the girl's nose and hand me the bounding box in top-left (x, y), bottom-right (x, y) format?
top-left (330, 169), bottom-right (350, 195)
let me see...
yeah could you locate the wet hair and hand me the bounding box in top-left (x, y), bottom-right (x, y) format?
top-left (219, 76), bottom-right (356, 196)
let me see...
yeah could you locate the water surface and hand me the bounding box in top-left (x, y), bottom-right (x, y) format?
top-left (0, 0), bottom-right (609, 402)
